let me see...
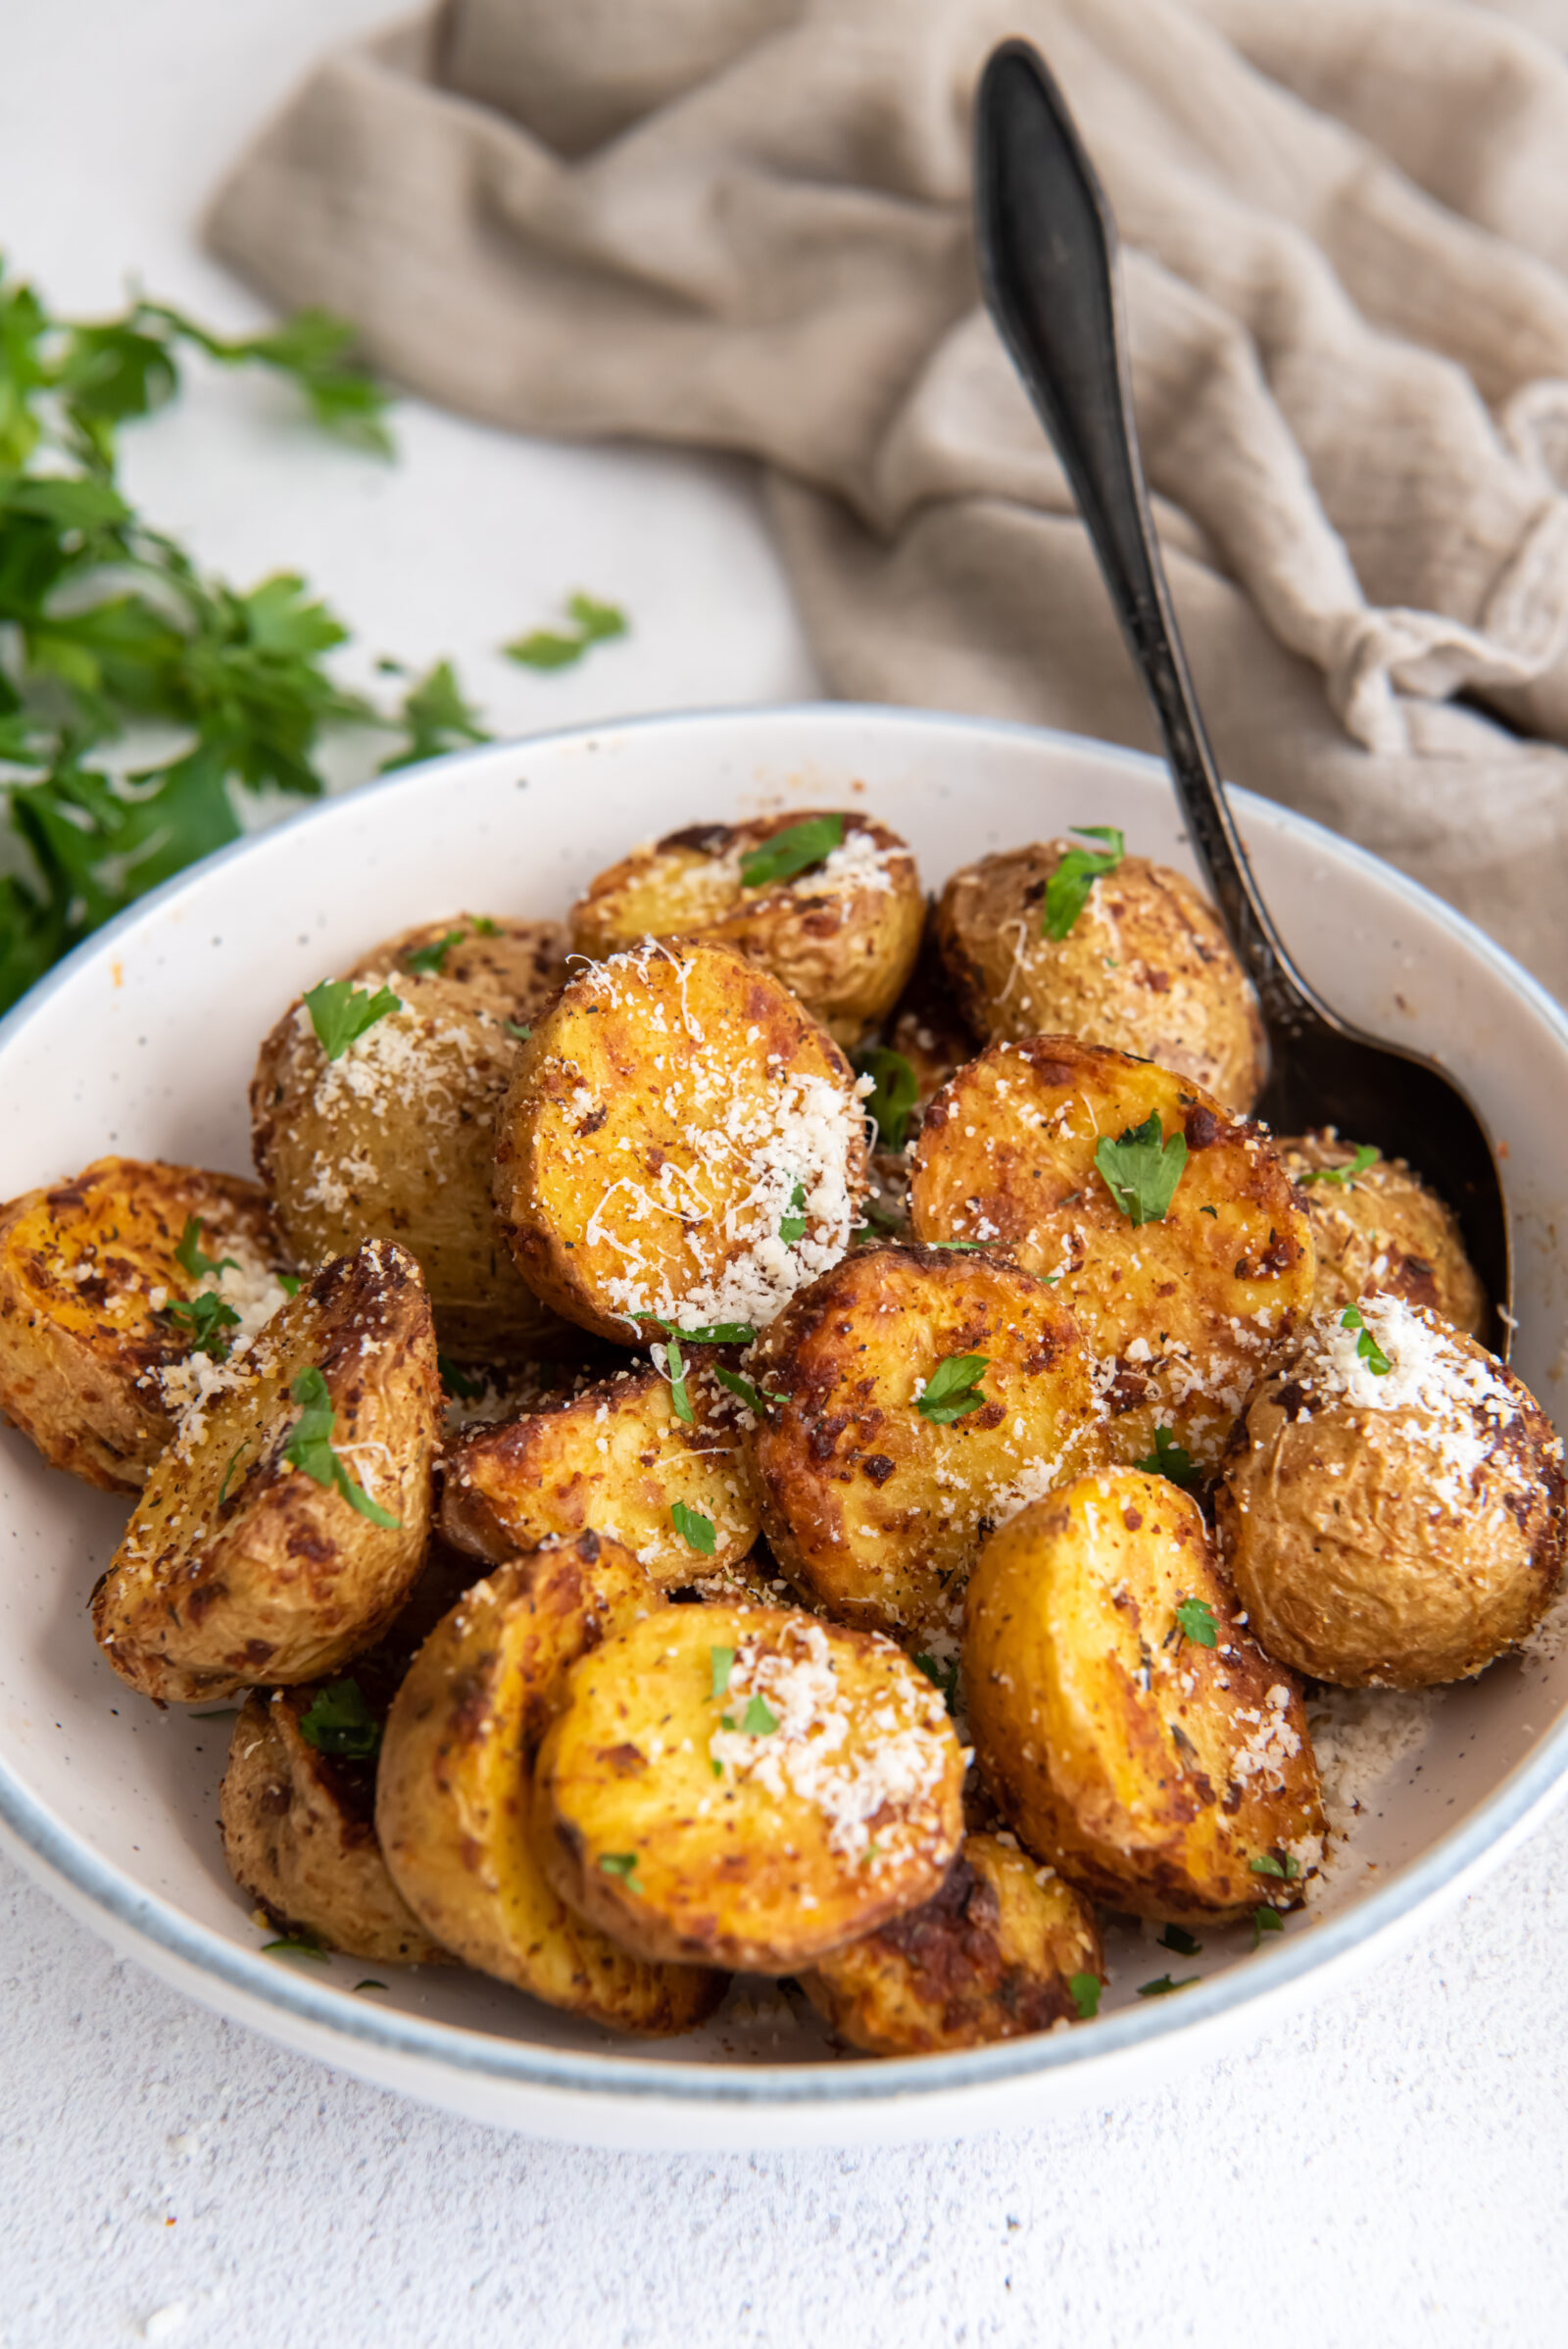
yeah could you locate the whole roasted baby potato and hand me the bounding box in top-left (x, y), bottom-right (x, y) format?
top-left (1280, 1132), bottom-right (1487, 1338)
top-left (345, 913), bottom-right (567, 1029)
top-left (934, 842), bottom-right (1265, 1113)
top-left (535, 1602), bottom-right (965, 1973)
top-left (1215, 1297), bottom-right (1566, 1687)
top-left (910, 1037), bottom-right (1314, 1476)
top-left (800, 1833), bottom-right (1102, 2055)
top-left (91, 1241), bottom-right (440, 1703)
top-left (0, 1156), bottom-right (291, 1491)
top-left (493, 939), bottom-right (868, 1344)
top-left (569, 810), bottom-right (923, 1046)
top-left (965, 1469), bottom-right (1325, 1923)
top-left (747, 1243), bottom-right (1099, 1639)
top-left (376, 1530), bottom-right (725, 2031)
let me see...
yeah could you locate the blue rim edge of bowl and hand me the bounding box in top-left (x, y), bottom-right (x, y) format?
top-left (3, 699), bottom-right (1567, 2111)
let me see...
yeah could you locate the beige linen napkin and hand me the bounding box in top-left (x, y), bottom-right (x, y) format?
top-left (210, 0), bottom-right (1568, 995)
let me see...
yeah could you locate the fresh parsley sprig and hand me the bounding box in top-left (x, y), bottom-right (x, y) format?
top-left (1341, 1302), bottom-right (1392, 1375)
top-left (1172, 1595), bottom-right (1218, 1650)
top-left (283, 1365), bottom-right (400, 1527)
top-left (298, 1677), bottom-right (381, 1759)
top-left (303, 977), bottom-right (401, 1062)
top-left (1298, 1143), bottom-right (1378, 1189)
top-left (404, 928), bottom-right (466, 975)
top-left (164, 1290), bottom-right (241, 1361)
top-left (1135, 1426), bottom-right (1197, 1489)
top-left (670, 1499), bottom-right (716, 1556)
top-left (1042, 826), bottom-right (1124, 941)
top-left (1095, 1113), bottom-right (1188, 1226)
top-left (740, 813), bottom-right (844, 890)
top-left (915, 1353), bottom-right (990, 1425)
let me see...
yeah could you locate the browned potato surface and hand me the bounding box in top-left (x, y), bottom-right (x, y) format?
top-left (1215, 1297), bottom-right (1566, 1687)
top-left (1280, 1133), bottom-right (1487, 1338)
top-left (377, 1531), bottom-right (725, 2031)
top-left (569, 811), bottom-right (923, 1045)
top-left (0, 1157), bottom-right (291, 1492)
top-left (747, 1244), bottom-right (1100, 1639)
top-left (91, 1242), bottom-right (439, 1703)
top-left (800, 1834), bottom-right (1102, 2054)
top-left (965, 1470), bottom-right (1325, 1923)
top-left (934, 843), bottom-right (1265, 1113)
top-left (909, 1038), bottom-right (1314, 1476)
top-left (345, 914), bottom-right (567, 1028)
top-left (493, 940), bottom-right (868, 1344)
top-left (535, 1602), bottom-right (964, 1972)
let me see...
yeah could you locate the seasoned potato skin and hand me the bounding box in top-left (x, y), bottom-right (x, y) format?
top-left (1280, 1133), bottom-right (1487, 1337)
top-left (934, 843), bottom-right (1265, 1112)
top-left (570, 811), bottom-right (923, 1046)
top-left (493, 939), bottom-right (868, 1344)
top-left (801, 1834), bottom-right (1102, 2054)
top-left (376, 1531), bottom-right (725, 2031)
top-left (91, 1241), bottom-right (440, 1703)
top-left (536, 1602), bottom-right (964, 1972)
top-left (910, 1037), bottom-right (1314, 1475)
top-left (345, 914), bottom-right (567, 1028)
top-left (0, 1157), bottom-right (289, 1491)
top-left (965, 1471), bottom-right (1325, 1923)
top-left (1215, 1302), bottom-right (1566, 1687)
top-left (440, 1350), bottom-right (759, 1584)
top-left (748, 1244), bottom-right (1100, 1638)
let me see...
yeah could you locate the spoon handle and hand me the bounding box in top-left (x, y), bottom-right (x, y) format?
top-left (972, 38), bottom-right (1306, 1035)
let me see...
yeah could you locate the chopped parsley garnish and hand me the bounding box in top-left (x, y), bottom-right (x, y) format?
top-left (1095, 1112), bottom-right (1187, 1225)
top-left (1251, 1906), bottom-right (1285, 1950)
top-left (913, 1652), bottom-right (960, 1712)
top-left (670, 1500), bottom-right (716, 1556)
top-left (1158, 1924), bottom-right (1202, 1956)
top-left (855, 1047), bottom-right (919, 1151)
top-left (1069, 1972), bottom-right (1102, 2021)
top-left (165, 1290), bottom-right (240, 1360)
top-left (713, 1366), bottom-right (787, 1416)
top-left (283, 1365), bottom-right (401, 1526)
top-left (1136, 1974), bottom-right (1199, 1998)
top-left (471, 916), bottom-right (499, 936)
top-left (600, 1851), bottom-right (642, 1890)
top-left (742, 1693), bottom-right (779, 1736)
top-left (505, 591), bottom-right (628, 671)
top-left (1298, 1143), bottom-right (1378, 1189)
top-left (437, 1354), bottom-right (483, 1401)
top-left (353, 1980), bottom-right (389, 1992)
top-left (710, 1645), bottom-right (735, 1700)
top-left (915, 1352), bottom-right (990, 1425)
top-left (277, 1273), bottom-right (302, 1296)
top-left (1041, 826), bottom-right (1124, 941)
top-left (298, 1677), bottom-right (381, 1759)
top-left (1136, 1425), bottom-right (1197, 1489)
top-left (261, 1936), bottom-right (328, 1962)
top-left (303, 977), bottom-right (401, 1062)
top-left (740, 812), bottom-right (845, 889)
top-left (779, 1180), bottom-right (809, 1245)
top-left (674, 1322), bottom-right (758, 1346)
top-left (1173, 1595), bottom-right (1218, 1649)
top-left (173, 1215), bottom-right (237, 1282)
top-left (654, 1323), bottom-right (695, 1424)
top-left (404, 927), bottom-right (466, 975)
top-left (1200, 1204), bottom-right (1218, 1218)
top-left (1341, 1302), bottom-right (1392, 1375)
top-left (1250, 1851), bottom-right (1300, 1881)
top-left (505, 1020), bottom-right (531, 1041)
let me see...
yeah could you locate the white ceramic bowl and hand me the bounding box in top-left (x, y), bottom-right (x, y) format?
top-left (3, 704), bottom-right (1567, 2152)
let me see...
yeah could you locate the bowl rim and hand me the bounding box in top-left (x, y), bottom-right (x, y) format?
top-left (4, 697), bottom-right (1567, 2112)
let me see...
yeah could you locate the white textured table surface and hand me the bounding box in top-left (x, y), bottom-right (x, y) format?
top-left (2, 7), bottom-right (1566, 2343)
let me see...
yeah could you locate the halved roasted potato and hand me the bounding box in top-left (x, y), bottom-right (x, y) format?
top-left (569, 811), bottom-right (923, 1045)
top-left (345, 914), bottom-right (568, 1028)
top-left (535, 1601), bottom-right (964, 1973)
top-left (0, 1156), bottom-right (292, 1491)
top-left (747, 1243), bottom-right (1099, 1639)
top-left (934, 842), bottom-right (1265, 1112)
top-left (1280, 1132), bottom-right (1487, 1337)
top-left (376, 1530), bottom-right (725, 2031)
top-left (909, 1037), bottom-right (1314, 1476)
top-left (800, 1833), bottom-right (1102, 2054)
top-left (91, 1241), bottom-right (440, 1703)
top-left (964, 1469), bottom-right (1325, 1924)
top-left (493, 939), bottom-right (869, 1343)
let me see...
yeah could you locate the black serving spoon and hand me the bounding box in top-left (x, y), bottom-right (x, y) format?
top-left (972, 36), bottom-right (1512, 1355)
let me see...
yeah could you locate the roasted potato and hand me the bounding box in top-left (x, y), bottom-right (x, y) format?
top-left (345, 914), bottom-right (567, 1028)
top-left (251, 967), bottom-right (562, 1362)
top-left (0, 1156), bottom-right (292, 1491)
top-left (91, 1241), bottom-right (440, 1703)
top-left (441, 1349), bottom-right (759, 1584)
top-left (376, 1530), bottom-right (725, 2031)
top-left (493, 939), bottom-right (868, 1344)
top-left (909, 1037), bottom-right (1314, 1476)
top-left (964, 1470), bottom-right (1325, 1923)
top-left (747, 1244), bottom-right (1100, 1639)
top-left (1215, 1297), bottom-right (1566, 1687)
top-left (1280, 1132), bottom-right (1487, 1338)
top-left (569, 811), bottom-right (923, 1045)
top-left (800, 1834), bottom-right (1102, 2054)
top-left (934, 843), bottom-right (1265, 1113)
top-left (535, 1601), bottom-right (965, 1972)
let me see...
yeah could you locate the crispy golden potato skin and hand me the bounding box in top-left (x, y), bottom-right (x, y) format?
top-left (345, 915), bottom-right (567, 1027)
top-left (748, 1244), bottom-right (1098, 1638)
top-left (569, 812), bottom-right (923, 1046)
top-left (1214, 1304), bottom-right (1566, 1688)
top-left (536, 1603), bottom-right (964, 1973)
top-left (965, 1472), bottom-right (1324, 1923)
top-left (800, 1835), bottom-right (1102, 2055)
top-left (934, 844), bottom-right (1265, 1113)
top-left (1280, 1134), bottom-right (1487, 1338)
top-left (0, 1157), bottom-right (289, 1492)
top-left (493, 940), bottom-right (868, 1345)
top-left (376, 1532), bottom-right (725, 2032)
top-left (91, 1242), bottom-right (440, 1703)
top-left (440, 1351), bottom-right (759, 1584)
top-left (910, 1038), bottom-right (1314, 1476)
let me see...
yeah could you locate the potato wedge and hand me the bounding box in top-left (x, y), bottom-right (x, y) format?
top-left (376, 1530), bottom-right (725, 2032)
top-left (345, 914), bottom-right (567, 1028)
top-left (909, 1037), bottom-right (1314, 1476)
top-left (747, 1244), bottom-right (1099, 1639)
top-left (91, 1241), bottom-right (439, 1703)
top-left (800, 1834), bottom-right (1102, 2054)
top-left (0, 1156), bottom-right (291, 1491)
top-left (535, 1601), bottom-right (964, 1973)
top-left (569, 812), bottom-right (923, 1045)
top-left (1281, 1132), bottom-right (1487, 1337)
top-left (493, 939), bottom-right (868, 1343)
top-left (964, 1470), bottom-right (1325, 1923)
